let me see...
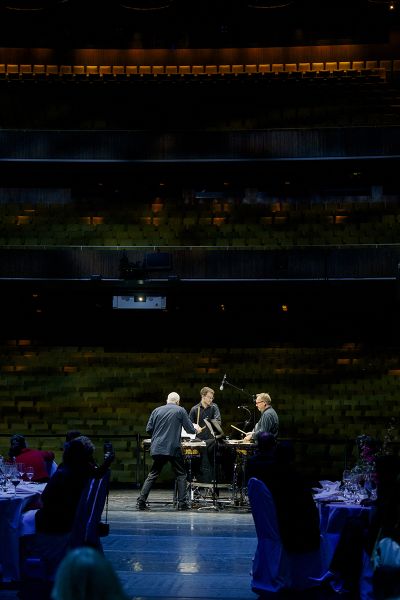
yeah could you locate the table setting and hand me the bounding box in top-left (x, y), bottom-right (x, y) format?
top-left (0, 460), bottom-right (46, 581)
top-left (312, 475), bottom-right (377, 576)
top-left (313, 474), bottom-right (375, 506)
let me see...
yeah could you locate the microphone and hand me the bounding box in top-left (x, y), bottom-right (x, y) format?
top-left (237, 405), bottom-right (248, 409)
top-left (219, 373), bottom-right (227, 391)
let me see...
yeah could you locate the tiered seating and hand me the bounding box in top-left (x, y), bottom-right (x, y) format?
top-left (0, 341), bottom-right (399, 483)
top-left (0, 195), bottom-right (399, 248)
top-left (0, 60), bottom-right (392, 82)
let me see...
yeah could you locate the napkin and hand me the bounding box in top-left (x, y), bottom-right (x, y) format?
top-left (17, 482), bottom-right (46, 494)
top-left (313, 481), bottom-right (343, 501)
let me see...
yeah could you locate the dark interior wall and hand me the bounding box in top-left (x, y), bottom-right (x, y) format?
top-left (0, 0), bottom-right (398, 485)
top-left (0, 0), bottom-right (398, 48)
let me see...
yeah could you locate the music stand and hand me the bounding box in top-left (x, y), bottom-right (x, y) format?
top-left (197, 419), bottom-right (224, 511)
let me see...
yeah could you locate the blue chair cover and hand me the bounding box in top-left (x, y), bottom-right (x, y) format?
top-left (248, 477), bottom-right (325, 594)
top-left (20, 469), bottom-right (110, 583)
top-left (70, 469), bottom-right (110, 549)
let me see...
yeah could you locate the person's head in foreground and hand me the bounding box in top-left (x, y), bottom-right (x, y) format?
top-left (52, 547), bottom-right (128, 600)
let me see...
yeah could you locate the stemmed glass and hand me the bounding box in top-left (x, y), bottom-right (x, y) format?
top-left (364, 473), bottom-right (377, 500)
top-left (10, 471), bottom-right (21, 496)
top-left (17, 463), bottom-right (26, 480)
top-left (0, 464), bottom-right (6, 492)
top-left (3, 464), bottom-right (14, 492)
top-left (342, 469), bottom-right (356, 501)
top-left (26, 466), bottom-right (35, 482)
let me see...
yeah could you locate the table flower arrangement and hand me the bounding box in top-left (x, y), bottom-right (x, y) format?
top-left (351, 418), bottom-right (397, 488)
top-left (351, 435), bottom-right (380, 481)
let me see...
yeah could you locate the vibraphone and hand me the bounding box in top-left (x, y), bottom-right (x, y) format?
top-left (142, 438), bottom-right (206, 507)
top-left (224, 439), bottom-right (256, 506)
top-left (141, 437), bottom-right (255, 508)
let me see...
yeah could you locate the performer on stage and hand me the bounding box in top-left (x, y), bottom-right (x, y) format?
top-left (189, 387), bottom-right (221, 483)
top-left (242, 392), bottom-right (279, 443)
top-left (136, 392), bottom-right (195, 511)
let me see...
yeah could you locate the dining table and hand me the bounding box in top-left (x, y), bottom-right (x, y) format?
top-left (314, 485), bottom-right (377, 599)
top-left (0, 482), bottom-right (45, 582)
top-left (317, 499), bottom-right (376, 566)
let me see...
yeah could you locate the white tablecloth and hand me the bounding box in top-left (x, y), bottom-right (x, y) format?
top-left (0, 483), bottom-right (45, 582)
top-left (318, 500), bottom-right (375, 564)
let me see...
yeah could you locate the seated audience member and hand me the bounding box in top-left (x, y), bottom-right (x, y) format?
top-left (246, 434), bottom-right (320, 553)
top-left (8, 434), bottom-right (55, 482)
top-left (61, 430), bottom-right (114, 478)
top-left (20, 435), bottom-right (113, 590)
top-left (19, 435), bottom-right (114, 600)
top-left (35, 435), bottom-right (112, 535)
top-left (51, 547), bottom-right (128, 600)
top-left (64, 430), bottom-right (82, 444)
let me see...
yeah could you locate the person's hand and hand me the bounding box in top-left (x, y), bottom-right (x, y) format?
top-left (104, 450), bottom-right (115, 465)
top-left (193, 424), bottom-right (202, 433)
top-left (242, 434), bottom-right (252, 443)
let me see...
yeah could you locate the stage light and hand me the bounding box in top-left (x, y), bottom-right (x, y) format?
top-left (113, 296), bottom-right (167, 310)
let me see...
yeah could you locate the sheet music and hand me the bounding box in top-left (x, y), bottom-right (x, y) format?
top-left (181, 427), bottom-right (196, 440)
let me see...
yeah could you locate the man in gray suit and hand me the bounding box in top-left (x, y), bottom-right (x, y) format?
top-left (137, 392), bottom-right (196, 511)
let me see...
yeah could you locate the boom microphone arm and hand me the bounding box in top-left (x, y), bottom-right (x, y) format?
top-left (221, 376), bottom-right (255, 400)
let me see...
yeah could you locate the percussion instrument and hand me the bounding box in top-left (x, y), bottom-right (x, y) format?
top-left (225, 439), bottom-right (256, 456)
top-left (224, 440), bottom-right (255, 507)
top-left (181, 440), bottom-right (206, 457)
top-left (142, 438), bottom-right (206, 456)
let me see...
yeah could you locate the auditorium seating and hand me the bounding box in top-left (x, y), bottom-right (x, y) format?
top-left (0, 341), bottom-right (398, 484)
top-left (0, 60), bottom-right (394, 82)
top-left (0, 194), bottom-right (398, 248)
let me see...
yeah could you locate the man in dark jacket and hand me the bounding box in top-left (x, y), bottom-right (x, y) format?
top-left (137, 392), bottom-right (195, 511)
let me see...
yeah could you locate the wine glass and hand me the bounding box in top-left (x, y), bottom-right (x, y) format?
top-left (364, 473), bottom-right (377, 500)
top-left (10, 473), bottom-right (21, 496)
top-left (3, 464), bottom-right (14, 492)
top-left (26, 466), bottom-right (35, 482)
top-left (17, 462), bottom-right (26, 479)
top-left (342, 469), bottom-right (352, 500)
top-left (0, 465), bottom-right (6, 492)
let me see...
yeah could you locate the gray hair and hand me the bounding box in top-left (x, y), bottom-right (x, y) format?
top-left (256, 393), bottom-right (272, 405)
top-left (167, 392), bottom-right (180, 404)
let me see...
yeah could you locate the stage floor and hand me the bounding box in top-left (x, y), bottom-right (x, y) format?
top-left (0, 487), bottom-right (352, 600)
top-left (103, 488), bottom-right (346, 600)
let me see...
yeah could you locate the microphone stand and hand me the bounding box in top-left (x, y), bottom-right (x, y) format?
top-left (240, 407), bottom-right (253, 431)
top-left (221, 378), bottom-right (256, 506)
top-left (198, 420), bottom-right (221, 512)
top-left (222, 377), bottom-right (256, 433)
top-left (223, 378), bottom-right (255, 401)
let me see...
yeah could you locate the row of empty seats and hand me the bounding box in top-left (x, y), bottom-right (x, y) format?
top-left (0, 342), bottom-right (398, 482)
top-left (0, 198), bottom-right (400, 246)
top-left (0, 59), bottom-right (396, 81)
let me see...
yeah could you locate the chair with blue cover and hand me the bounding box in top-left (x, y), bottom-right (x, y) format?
top-left (247, 477), bottom-right (326, 595)
top-left (46, 459), bottom-right (58, 477)
top-left (69, 469), bottom-right (110, 549)
top-left (20, 469), bottom-right (110, 589)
